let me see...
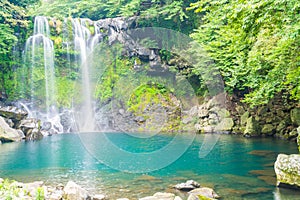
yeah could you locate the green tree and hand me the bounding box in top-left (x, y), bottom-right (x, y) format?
top-left (0, 0), bottom-right (29, 97)
top-left (190, 0), bottom-right (300, 106)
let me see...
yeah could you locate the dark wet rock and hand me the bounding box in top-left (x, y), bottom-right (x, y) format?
top-left (0, 116), bottom-right (23, 142)
top-left (174, 180), bottom-right (201, 191)
top-left (188, 187), bottom-right (220, 200)
top-left (274, 154), bottom-right (300, 189)
top-left (4, 118), bottom-right (14, 128)
top-left (41, 121), bottom-right (52, 131)
top-left (18, 118), bottom-right (43, 141)
top-left (0, 106), bottom-right (28, 122)
top-left (59, 109), bottom-right (75, 132)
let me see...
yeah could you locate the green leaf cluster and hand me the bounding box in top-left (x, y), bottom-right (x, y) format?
top-left (190, 0), bottom-right (300, 106)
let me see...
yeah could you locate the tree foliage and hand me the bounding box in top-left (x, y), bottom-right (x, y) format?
top-left (29, 0), bottom-right (198, 33)
top-left (0, 0), bottom-right (29, 97)
top-left (190, 0), bottom-right (300, 106)
top-left (0, 0), bottom-right (299, 108)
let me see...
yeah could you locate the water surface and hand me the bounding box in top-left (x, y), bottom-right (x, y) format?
top-left (0, 133), bottom-right (299, 199)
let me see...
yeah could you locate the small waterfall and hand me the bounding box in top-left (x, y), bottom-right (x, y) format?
top-left (25, 16), bottom-right (57, 118)
top-left (69, 18), bottom-right (102, 132)
top-left (24, 16), bottom-right (62, 133)
top-left (23, 16), bottom-right (104, 133)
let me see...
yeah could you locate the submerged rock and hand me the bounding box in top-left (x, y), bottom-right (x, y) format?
top-left (274, 154), bottom-right (300, 189)
top-left (0, 116), bottom-right (23, 142)
top-left (174, 180), bottom-right (201, 191)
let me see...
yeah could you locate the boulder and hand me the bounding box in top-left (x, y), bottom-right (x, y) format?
top-left (244, 116), bottom-right (261, 137)
top-left (0, 106), bottom-right (28, 121)
top-left (290, 108), bottom-right (300, 126)
top-left (240, 111), bottom-right (249, 126)
top-left (188, 187), bottom-right (220, 200)
top-left (0, 116), bottom-right (23, 142)
top-left (215, 118), bottom-right (234, 132)
top-left (18, 118), bottom-right (43, 141)
top-left (274, 154), bottom-right (300, 189)
top-left (139, 192), bottom-right (181, 200)
top-left (63, 181), bottom-right (90, 200)
top-left (174, 180), bottom-right (201, 191)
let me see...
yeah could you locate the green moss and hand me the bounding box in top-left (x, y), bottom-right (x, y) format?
top-left (127, 82), bottom-right (171, 113)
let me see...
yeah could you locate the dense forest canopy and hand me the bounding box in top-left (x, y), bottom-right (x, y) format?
top-left (0, 0), bottom-right (299, 107)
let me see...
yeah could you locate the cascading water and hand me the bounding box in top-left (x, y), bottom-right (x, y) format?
top-left (25, 16), bottom-right (57, 116)
top-left (24, 16), bottom-right (105, 133)
top-left (69, 18), bottom-right (102, 132)
top-left (24, 16), bottom-right (62, 132)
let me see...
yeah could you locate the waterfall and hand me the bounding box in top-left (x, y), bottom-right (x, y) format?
top-left (69, 18), bottom-right (102, 132)
top-left (25, 16), bottom-right (56, 117)
top-left (24, 16), bottom-right (62, 133)
top-left (23, 16), bottom-right (104, 133)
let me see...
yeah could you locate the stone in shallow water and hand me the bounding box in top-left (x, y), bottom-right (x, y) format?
top-left (174, 180), bottom-right (201, 191)
top-left (274, 154), bottom-right (300, 189)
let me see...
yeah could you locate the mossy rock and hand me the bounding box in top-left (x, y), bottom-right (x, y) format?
top-left (244, 116), bottom-right (261, 137)
top-left (215, 118), bottom-right (234, 132)
top-left (297, 127), bottom-right (300, 152)
top-left (261, 124), bottom-right (275, 136)
top-left (240, 111), bottom-right (249, 126)
top-left (291, 108), bottom-right (300, 126)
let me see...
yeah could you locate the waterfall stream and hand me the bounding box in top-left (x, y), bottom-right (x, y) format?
top-left (24, 16), bottom-right (103, 133)
top-left (25, 16), bottom-right (57, 118)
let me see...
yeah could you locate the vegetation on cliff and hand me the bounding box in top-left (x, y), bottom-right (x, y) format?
top-left (0, 0), bottom-right (299, 109)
